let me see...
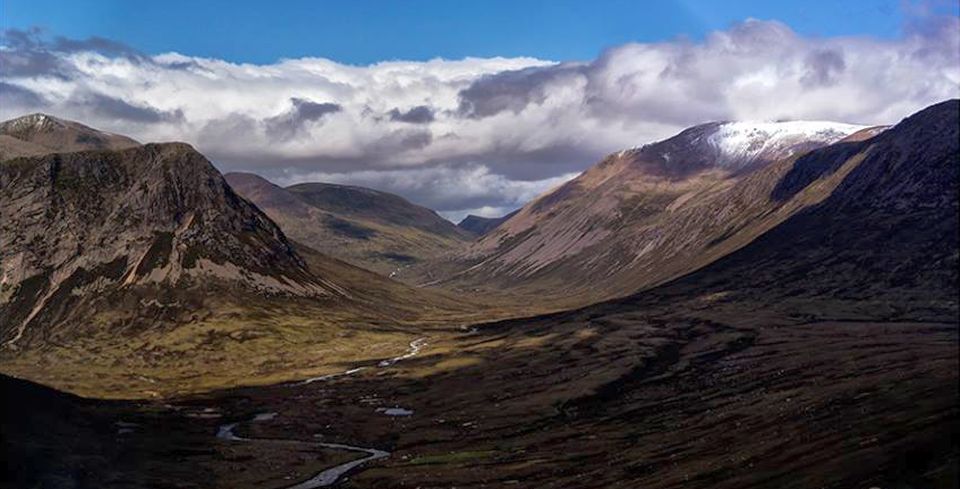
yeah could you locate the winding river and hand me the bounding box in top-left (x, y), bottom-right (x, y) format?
top-left (216, 337), bottom-right (427, 487)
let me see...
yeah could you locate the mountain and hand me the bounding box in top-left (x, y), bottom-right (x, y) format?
top-left (225, 172), bottom-right (472, 277)
top-left (303, 100), bottom-right (956, 489)
top-left (492, 100), bottom-right (958, 486)
top-left (429, 119), bottom-right (871, 301)
top-left (0, 142), bottom-right (338, 349)
top-left (457, 210), bottom-right (519, 236)
top-left (0, 116), bottom-right (471, 397)
top-left (1, 103), bottom-right (955, 489)
top-left (653, 99), bottom-right (958, 315)
top-left (0, 113), bottom-right (139, 160)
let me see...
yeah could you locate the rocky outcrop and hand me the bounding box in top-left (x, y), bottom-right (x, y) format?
top-left (1, 142), bottom-right (340, 348)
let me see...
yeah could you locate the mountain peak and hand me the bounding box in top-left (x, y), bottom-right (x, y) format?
top-left (706, 120), bottom-right (868, 166)
top-left (617, 119), bottom-right (869, 174)
top-left (0, 113), bottom-right (68, 133)
top-left (0, 113), bottom-right (140, 158)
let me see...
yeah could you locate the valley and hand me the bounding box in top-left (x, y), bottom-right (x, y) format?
top-left (1, 100), bottom-right (957, 488)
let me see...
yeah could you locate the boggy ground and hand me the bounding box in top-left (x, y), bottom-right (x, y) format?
top-left (7, 294), bottom-right (955, 489)
top-left (219, 304), bottom-right (958, 489)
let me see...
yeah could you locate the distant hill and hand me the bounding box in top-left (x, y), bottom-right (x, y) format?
top-left (226, 172), bottom-right (472, 277)
top-left (457, 210), bottom-right (519, 236)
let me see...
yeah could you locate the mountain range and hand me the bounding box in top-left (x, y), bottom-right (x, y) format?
top-left (0, 100), bottom-right (956, 489)
top-left (0, 114), bottom-right (472, 397)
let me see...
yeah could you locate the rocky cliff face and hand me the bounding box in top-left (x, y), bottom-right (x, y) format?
top-left (1, 142), bottom-right (339, 348)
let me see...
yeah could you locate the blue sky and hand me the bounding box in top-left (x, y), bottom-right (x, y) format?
top-left (2, 0), bottom-right (951, 64)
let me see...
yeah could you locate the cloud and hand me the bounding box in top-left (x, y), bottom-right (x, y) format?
top-left (265, 98), bottom-right (342, 139)
top-left (76, 92), bottom-right (184, 123)
top-left (0, 29), bottom-right (75, 79)
top-left (0, 82), bottom-right (46, 107)
top-left (456, 64), bottom-right (585, 118)
top-left (801, 49), bottom-right (846, 87)
top-left (388, 105), bottom-right (435, 123)
top-left (1, 15), bottom-right (958, 218)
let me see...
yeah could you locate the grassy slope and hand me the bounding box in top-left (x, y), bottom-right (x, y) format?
top-left (0, 241), bottom-right (535, 399)
top-left (226, 173), bottom-right (472, 277)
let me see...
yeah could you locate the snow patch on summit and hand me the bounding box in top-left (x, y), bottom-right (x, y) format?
top-left (708, 121), bottom-right (868, 168)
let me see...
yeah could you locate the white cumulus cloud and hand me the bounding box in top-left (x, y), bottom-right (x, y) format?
top-left (1, 15), bottom-right (957, 218)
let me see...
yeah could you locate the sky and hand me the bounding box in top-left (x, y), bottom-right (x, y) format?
top-left (2, 0), bottom-right (959, 221)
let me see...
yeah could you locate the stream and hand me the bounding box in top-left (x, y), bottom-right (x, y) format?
top-left (215, 337), bottom-right (427, 487)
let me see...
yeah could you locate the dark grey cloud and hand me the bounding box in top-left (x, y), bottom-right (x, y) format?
top-left (384, 129), bottom-right (432, 151)
top-left (291, 98), bottom-right (342, 121)
top-left (76, 93), bottom-right (184, 124)
top-left (905, 14), bottom-right (960, 63)
top-left (0, 82), bottom-right (47, 108)
top-left (0, 28), bottom-right (151, 79)
top-left (801, 49), bottom-right (846, 87)
top-left (388, 105), bottom-right (435, 123)
top-left (213, 133), bottom-right (599, 189)
top-left (198, 114), bottom-right (260, 148)
top-left (0, 29), bottom-right (75, 78)
top-left (457, 64), bottom-right (583, 118)
top-left (51, 35), bottom-right (144, 59)
top-left (265, 98), bottom-right (342, 139)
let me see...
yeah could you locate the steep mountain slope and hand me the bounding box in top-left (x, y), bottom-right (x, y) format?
top-left (0, 143), bottom-right (337, 349)
top-left (225, 172), bottom-right (471, 277)
top-left (651, 99), bottom-right (959, 316)
top-left (457, 210), bottom-right (519, 236)
top-left (0, 113), bottom-right (139, 158)
top-left (0, 134), bottom-right (51, 161)
top-left (430, 119), bottom-right (870, 301)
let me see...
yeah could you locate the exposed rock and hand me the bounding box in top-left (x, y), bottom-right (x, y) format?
top-left (1, 142), bottom-right (339, 348)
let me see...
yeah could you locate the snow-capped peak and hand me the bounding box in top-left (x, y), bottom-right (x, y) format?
top-left (0, 113), bottom-right (66, 133)
top-left (707, 120), bottom-right (868, 168)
